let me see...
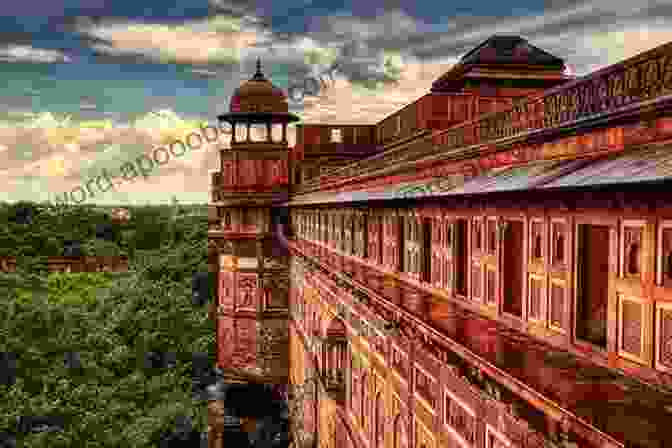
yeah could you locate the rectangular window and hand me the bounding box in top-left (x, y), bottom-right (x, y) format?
top-left (658, 221), bottom-right (672, 287)
top-left (576, 224), bottom-right (610, 348)
top-left (422, 218), bottom-right (432, 283)
top-left (502, 221), bottom-right (524, 317)
top-left (455, 219), bottom-right (468, 296)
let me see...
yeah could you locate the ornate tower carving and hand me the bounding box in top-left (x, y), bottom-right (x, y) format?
top-left (209, 59), bottom-right (299, 383)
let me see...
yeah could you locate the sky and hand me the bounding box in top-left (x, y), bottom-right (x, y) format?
top-left (0, 0), bottom-right (671, 204)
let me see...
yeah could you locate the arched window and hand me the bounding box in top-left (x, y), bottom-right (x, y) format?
top-left (628, 243), bottom-right (640, 275)
top-left (224, 212), bottom-right (231, 228)
top-left (473, 221), bottom-right (482, 250)
top-left (489, 226), bottom-right (497, 253)
top-left (667, 252), bottom-right (672, 280)
top-left (555, 234), bottom-right (565, 263)
top-left (534, 234), bottom-right (543, 259)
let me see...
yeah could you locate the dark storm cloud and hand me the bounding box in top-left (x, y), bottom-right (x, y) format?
top-left (213, 0), bottom-right (672, 78)
top-left (0, 0), bottom-right (110, 18)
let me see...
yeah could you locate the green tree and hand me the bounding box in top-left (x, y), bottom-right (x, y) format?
top-left (0, 203), bottom-right (213, 447)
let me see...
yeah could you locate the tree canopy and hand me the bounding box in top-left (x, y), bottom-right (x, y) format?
top-left (0, 202), bottom-right (213, 447)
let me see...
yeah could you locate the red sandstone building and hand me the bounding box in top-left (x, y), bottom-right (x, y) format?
top-left (209, 36), bottom-right (672, 448)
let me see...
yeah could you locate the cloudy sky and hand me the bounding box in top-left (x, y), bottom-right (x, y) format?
top-left (0, 0), bottom-right (671, 204)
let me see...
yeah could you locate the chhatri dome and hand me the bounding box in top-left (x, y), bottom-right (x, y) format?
top-left (219, 58), bottom-right (299, 141)
top-left (229, 59), bottom-right (290, 114)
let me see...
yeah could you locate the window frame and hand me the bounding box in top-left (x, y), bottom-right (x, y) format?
top-left (656, 220), bottom-right (672, 287)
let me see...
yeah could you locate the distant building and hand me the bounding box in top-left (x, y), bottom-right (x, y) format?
top-left (0, 256), bottom-right (128, 273)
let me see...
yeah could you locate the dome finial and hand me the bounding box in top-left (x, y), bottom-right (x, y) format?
top-left (252, 58), bottom-right (265, 80)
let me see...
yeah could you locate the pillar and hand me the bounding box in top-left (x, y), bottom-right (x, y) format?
top-left (208, 399), bottom-right (225, 448)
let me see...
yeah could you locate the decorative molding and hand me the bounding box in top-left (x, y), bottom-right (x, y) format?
top-left (617, 294), bottom-right (651, 365)
top-left (655, 301), bottom-right (672, 374)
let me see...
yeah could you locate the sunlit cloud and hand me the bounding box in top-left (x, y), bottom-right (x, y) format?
top-left (77, 15), bottom-right (262, 65)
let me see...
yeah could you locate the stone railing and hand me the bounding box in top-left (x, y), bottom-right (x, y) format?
top-left (294, 39), bottom-right (672, 196)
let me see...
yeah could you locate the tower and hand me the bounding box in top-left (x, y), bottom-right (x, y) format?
top-left (209, 59), bottom-right (299, 383)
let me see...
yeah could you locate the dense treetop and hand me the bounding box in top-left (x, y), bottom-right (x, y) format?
top-left (0, 201), bottom-right (207, 258)
top-left (0, 202), bottom-right (214, 447)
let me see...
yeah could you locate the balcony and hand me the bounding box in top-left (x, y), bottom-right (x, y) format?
top-left (295, 124), bottom-right (380, 160)
top-left (210, 170), bottom-right (289, 203)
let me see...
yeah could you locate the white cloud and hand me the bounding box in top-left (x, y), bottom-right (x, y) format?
top-left (0, 45), bottom-right (72, 64)
top-left (77, 16), bottom-right (262, 65)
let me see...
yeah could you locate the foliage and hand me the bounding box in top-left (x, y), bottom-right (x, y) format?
top-left (0, 201), bottom-right (208, 258)
top-left (0, 203), bottom-right (213, 447)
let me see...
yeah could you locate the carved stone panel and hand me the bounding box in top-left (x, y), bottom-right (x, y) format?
top-left (486, 267), bottom-right (497, 305)
top-left (621, 223), bottom-right (644, 280)
top-left (217, 316), bottom-right (235, 366)
top-left (237, 272), bottom-right (258, 311)
top-left (222, 162), bottom-right (234, 186)
top-left (655, 302), bottom-right (672, 374)
top-left (527, 275), bottom-right (545, 322)
top-left (618, 294), bottom-right (650, 365)
top-left (391, 345), bottom-right (408, 379)
top-left (235, 317), bottom-right (257, 369)
top-left (471, 263), bottom-right (483, 301)
top-left (219, 271), bottom-right (235, 312)
top-left (658, 223), bottom-right (672, 287)
top-left (549, 280), bottom-right (566, 332)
